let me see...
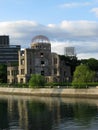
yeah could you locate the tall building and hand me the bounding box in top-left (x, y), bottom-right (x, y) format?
top-left (64, 47), bottom-right (76, 57)
top-left (0, 35), bottom-right (9, 46)
top-left (0, 35), bottom-right (21, 64)
top-left (7, 35), bottom-right (71, 83)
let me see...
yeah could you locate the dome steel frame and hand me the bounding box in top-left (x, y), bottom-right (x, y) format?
top-left (32, 35), bottom-right (50, 43)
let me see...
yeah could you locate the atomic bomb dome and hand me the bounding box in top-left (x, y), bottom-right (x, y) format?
top-left (32, 35), bottom-right (50, 43)
top-left (31, 35), bottom-right (51, 50)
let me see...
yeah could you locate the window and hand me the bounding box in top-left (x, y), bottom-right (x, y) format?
top-left (54, 68), bottom-right (57, 75)
top-left (11, 70), bottom-right (14, 76)
top-left (30, 68), bottom-right (32, 74)
top-left (64, 71), bottom-right (66, 76)
top-left (40, 53), bottom-right (44, 57)
top-left (21, 59), bottom-right (24, 65)
top-left (41, 71), bottom-right (44, 75)
top-left (41, 61), bottom-right (45, 66)
top-left (7, 71), bottom-right (10, 75)
top-left (20, 78), bottom-right (23, 83)
top-left (22, 53), bottom-right (24, 56)
top-left (12, 79), bottom-right (15, 83)
top-left (21, 69), bottom-right (24, 74)
top-left (21, 51), bottom-right (24, 56)
top-left (7, 79), bottom-right (10, 83)
top-left (54, 58), bottom-right (57, 64)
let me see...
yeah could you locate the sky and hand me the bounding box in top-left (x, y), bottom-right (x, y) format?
top-left (0, 0), bottom-right (98, 59)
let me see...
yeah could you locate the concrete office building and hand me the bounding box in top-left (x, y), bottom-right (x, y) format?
top-left (7, 35), bottom-right (71, 83)
top-left (64, 47), bottom-right (76, 57)
top-left (0, 35), bottom-right (20, 64)
top-left (0, 35), bottom-right (9, 46)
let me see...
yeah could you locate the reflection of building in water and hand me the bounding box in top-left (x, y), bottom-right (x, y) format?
top-left (8, 99), bottom-right (14, 119)
top-left (7, 99), bottom-right (29, 130)
top-left (0, 100), bottom-right (8, 129)
top-left (2, 96), bottom-right (98, 130)
top-left (18, 100), bottom-right (28, 130)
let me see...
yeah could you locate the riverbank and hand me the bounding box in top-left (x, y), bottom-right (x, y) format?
top-left (0, 87), bottom-right (98, 98)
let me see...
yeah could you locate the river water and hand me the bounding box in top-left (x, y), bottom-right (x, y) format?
top-left (0, 95), bottom-right (98, 130)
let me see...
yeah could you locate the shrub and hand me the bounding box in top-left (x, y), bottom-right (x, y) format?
top-left (29, 74), bottom-right (46, 88)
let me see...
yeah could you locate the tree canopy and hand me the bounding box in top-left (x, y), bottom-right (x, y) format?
top-left (80, 58), bottom-right (98, 71)
top-left (72, 64), bottom-right (95, 88)
top-left (60, 55), bottom-right (80, 75)
top-left (29, 74), bottom-right (46, 88)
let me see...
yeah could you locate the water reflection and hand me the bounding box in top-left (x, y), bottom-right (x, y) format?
top-left (0, 95), bottom-right (98, 130)
top-left (0, 101), bottom-right (8, 129)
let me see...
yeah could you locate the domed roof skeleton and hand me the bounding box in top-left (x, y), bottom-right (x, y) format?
top-left (32, 35), bottom-right (50, 43)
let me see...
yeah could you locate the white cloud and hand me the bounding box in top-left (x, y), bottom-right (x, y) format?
top-left (48, 24), bottom-right (56, 28)
top-left (77, 53), bottom-right (98, 59)
top-left (51, 40), bottom-right (98, 59)
top-left (60, 2), bottom-right (91, 8)
top-left (59, 20), bottom-right (98, 36)
top-left (91, 8), bottom-right (98, 17)
top-left (0, 20), bottom-right (98, 59)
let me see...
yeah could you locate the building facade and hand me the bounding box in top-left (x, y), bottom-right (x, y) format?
top-left (64, 47), bottom-right (76, 57)
top-left (0, 35), bottom-right (20, 64)
top-left (7, 35), bottom-right (71, 83)
top-left (7, 65), bottom-right (18, 83)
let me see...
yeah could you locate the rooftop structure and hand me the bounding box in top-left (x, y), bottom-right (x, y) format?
top-left (64, 47), bottom-right (76, 57)
top-left (0, 35), bottom-right (9, 46)
top-left (0, 35), bottom-right (21, 64)
top-left (32, 35), bottom-right (50, 43)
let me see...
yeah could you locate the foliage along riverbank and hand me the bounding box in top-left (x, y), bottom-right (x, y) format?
top-left (0, 82), bottom-right (98, 88)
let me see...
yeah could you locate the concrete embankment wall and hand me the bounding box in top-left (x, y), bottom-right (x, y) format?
top-left (0, 87), bottom-right (98, 98)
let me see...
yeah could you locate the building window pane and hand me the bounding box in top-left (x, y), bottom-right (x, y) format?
top-left (40, 53), bottom-right (44, 57)
top-left (21, 69), bottom-right (24, 74)
top-left (21, 59), bottom-right (24, 65)
top-left (41, 71), bottom-right (44, 75)
top-left (7, 71), bottom-right (10, 75)
top-left (41, 61), bottom-right (45, 66)
top-left (54, 58), bottom-right (57, 64)
top-left (54, 68), bottom-right (57, 75)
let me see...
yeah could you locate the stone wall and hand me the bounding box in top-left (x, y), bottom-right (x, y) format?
top-left (0, 87), bottom-right (98, 98)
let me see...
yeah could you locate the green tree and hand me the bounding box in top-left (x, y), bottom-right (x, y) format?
top-left (80, 58), bottom-right (98, 71)
top-left (29, 74), bottom-right (46, 88)
top-left (72, 64), bottom-right (95, 88)
top-left (86, 58), bottom-right (98, 71)
top-left (60, 55), bottom-right (80, 76)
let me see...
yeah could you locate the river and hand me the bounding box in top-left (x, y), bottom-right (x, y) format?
top-left (0, 95), bottom-right (98, 130)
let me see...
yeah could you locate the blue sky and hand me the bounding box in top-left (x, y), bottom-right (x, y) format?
top-left (0, 0), bottom-right (97, 23)
top-left (0, 0), bottom-right (98, 59)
